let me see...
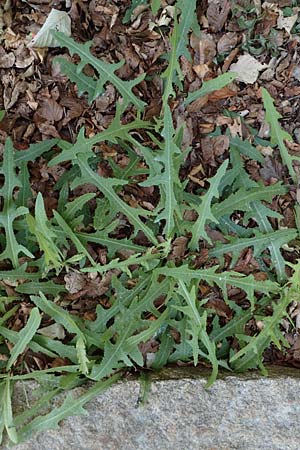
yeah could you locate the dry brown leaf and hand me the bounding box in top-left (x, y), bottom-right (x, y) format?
top-left (0, 50), bottom-right (15, 68)
top-left (36, 98), bottom-right (63, 123)
top-left (208, 85), bottom-right (237, 102)
top-left (207, 0), bottom-right (230, 32)
top-left (217, 32), bottom-right (238, 54)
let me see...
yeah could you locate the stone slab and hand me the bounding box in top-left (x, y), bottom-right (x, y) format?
top-left (2, 367), bottom-right (300, 450)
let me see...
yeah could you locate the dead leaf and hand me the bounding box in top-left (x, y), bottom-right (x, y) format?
top-left (277, 9), bottom-right (299, 34)
top-left (201, 135), bottom-right (229, 166)
top-left (217, 32), bottom-right (238, 54)
top-left (230, 54), bottom-right (268, 84)
top-left (64, 272), bottom-right (86, 295)
top-left (0, 50), bottom-right (15, 68)
top-left (207, 0), bottom-right (231, 32)
top-left (169, 237), bottom-right (188, 261)
top-left (35, 98), bottom-right (63, 123)
top-left (38, 323), bottom-right (66, 340)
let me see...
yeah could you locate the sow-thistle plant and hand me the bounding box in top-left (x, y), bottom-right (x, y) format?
top-left (0, 0), bottom-right (298, 445)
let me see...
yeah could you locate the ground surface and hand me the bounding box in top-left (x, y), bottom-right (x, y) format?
top-left (1, 0), bottom-right (300, 445)
top-left (4, 368), bottom-right (300, 450)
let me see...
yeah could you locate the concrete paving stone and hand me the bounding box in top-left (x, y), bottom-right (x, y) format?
top-left (2, 367), bottom-right (300, 450)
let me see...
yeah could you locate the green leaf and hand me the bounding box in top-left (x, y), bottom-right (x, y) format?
top-left (0, 138), bottom-right (33, 267)
top-left (229, 144), bottom-right (288, 281)
top-left (152, 331), bottom-right (174, 370)
top-left (53, 211), bottom-right (96, 266)
top-left (81, 246), bottom-right (165, 275)
top-left (151, 0), bottom-right (160, 14)
top-left (188, 160), bottom-right (228, 249)
top-left (0, 264), bottom-right (42, 282)
top-left (49, 118), bottom-right (157, 244)
top-left (175, 281), bottom-right (218, 387)
top-left (76, 337), bottom-right (90, 375)
top-left (89, 323), bottom-right (136, 380)
top-left (53, 32), bottom-right (146, 110)
top-left (62, 193), bottom-right (95, 225)
top-left (7, 307), bottom-right (41, 370)
top-left (141, 105), bottom-right (182, 237)
top-left (185, 72), bottom-right (237, 106)
top-left (14, 139), bottom-right (57, 166)
top-left (30, 292), bottom-right (87, 343)
top-left (230, 136), bottom-right (265, 163)
top-left (230, 292), bottom-right (291, 372)
top-left (262, 87), bottom-right (296, 182)
top-left (212, 183), bottom-right (287, 219)
top-left (27, 193), bottom-right (63, 271)
top-left (16, 280), bottom-right (66, 296)
top-left (209, 229), bottom-right (298, 269)
top-left (18, 374), bottom-right (120, 441)
top-left (161, 14), bottom-right (183, 106)
top-left (157, 265), bottom-right (279, 310)
top-left (2, 378), bottom-right (18, 443)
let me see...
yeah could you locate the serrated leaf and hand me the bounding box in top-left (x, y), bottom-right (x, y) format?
top-left (141, 105), bottom-right (182, 236)
top-left (188, 160), bottom-right (228, 249)
top-left (14, 139), bottom-right (57, 166)
top-left (53, 211), bottom-right (96, 266)
top-left (156, 265), bottom-right (279, 311)
top-left (76, 337), bottom-right (90, 375)
top-left (212, 183), bottom-right (287, 219)
top-left (18, 374), bottom-right (120, 441)
top-left (81, 246), bottom-right (164, 275)
top-left (62, 193), bottom-right (95, 225)
top-left (0, 264), bottom-right (42, 281)
top-left (49, 114), bottom-right (157, 244)
top-left (0, 138), bottom-right (33, 267)
top-left (27, 193), bottom-right (63, 271)
top-left (262, 87), bottom-right (297, 182)
top-left (33, 334), bottom-right (77, 362)
top-left (30, 292), bottom-right (87, 343)
top-left (7, 307), bottom-right (41, 370)
top-left (0, 326), bottom-right (58, 359)
top-left (230, 136), bottom-right (265, 163)
top-left (229, 144), bottom-right (288, 281)
top-left (175, 280), bottom-right (218, 387)
top-left (209, 229), bottom-right (298, 270)
top-left (152, 331), bottom-right (174, 370)
top-left (2, 378), bottom-right (18, 444)
top-left (16, 280), bottom-right (66, 296)
top-left (89, 323), bottom-right (135, 380)
top-left (53, 31), bottom-right (146, 110)
top-left (161, 14), bottom-right (183, 106)
top-left (230, 292), bottom-right (291, 372)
